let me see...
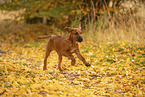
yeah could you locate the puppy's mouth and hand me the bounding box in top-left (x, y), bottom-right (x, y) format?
top-left (76, 36), bottom-right (83, 42)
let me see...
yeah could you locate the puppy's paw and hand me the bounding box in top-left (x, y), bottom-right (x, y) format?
top-left (43, 67), bottom-right (47, 70)
top-left (85, 63), bottom-right (91, 67)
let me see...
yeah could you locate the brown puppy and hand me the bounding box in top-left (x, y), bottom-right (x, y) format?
top-left (38, 25), bottom-right (91, 72)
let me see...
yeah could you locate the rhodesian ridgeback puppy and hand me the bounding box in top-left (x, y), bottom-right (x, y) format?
top-left (38, 25), bottom-right (91, 72)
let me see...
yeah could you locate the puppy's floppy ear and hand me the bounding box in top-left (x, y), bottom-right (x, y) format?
top-left (78, 24), bottom-right (81, 30)
top-left (64, 27), bottom-right (71, 32)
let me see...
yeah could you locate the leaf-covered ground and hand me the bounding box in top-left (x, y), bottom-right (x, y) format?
top-left (0, 39), bottom-right (144, 97)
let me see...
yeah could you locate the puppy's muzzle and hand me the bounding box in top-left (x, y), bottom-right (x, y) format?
top-left (76, 36), bottom-right (83, 42)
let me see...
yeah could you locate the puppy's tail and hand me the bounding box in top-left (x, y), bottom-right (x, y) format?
top-left (37, 35), bottom-right (51, 39)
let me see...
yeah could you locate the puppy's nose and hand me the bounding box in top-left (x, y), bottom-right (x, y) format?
top-left (77, 36), bottom-right (83, 42)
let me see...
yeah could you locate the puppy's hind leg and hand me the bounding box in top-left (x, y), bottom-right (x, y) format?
top-left (43, 48), bottom-right (52, 70)
top-left (57, 52), bottom-right (63, 72)
top-left (62, 52), bottom-right (76, 66)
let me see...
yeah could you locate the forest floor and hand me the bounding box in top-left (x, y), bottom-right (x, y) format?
top-left (0, 37), bottom-right (144, 96)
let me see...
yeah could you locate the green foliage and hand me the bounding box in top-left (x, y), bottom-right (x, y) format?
top-left (0, 0), bottom-right (127, 26)
top-left (0, 0), bottom-right (78, 19)
top-left (1, 0), bottom-right (143, 32)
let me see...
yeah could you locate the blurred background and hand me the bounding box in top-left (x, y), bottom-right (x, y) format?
top-left (0, 0), bottom-right (145, 43)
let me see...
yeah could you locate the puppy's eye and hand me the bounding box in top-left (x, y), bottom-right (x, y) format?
top-left (75, 32), bottom-right (78, 35)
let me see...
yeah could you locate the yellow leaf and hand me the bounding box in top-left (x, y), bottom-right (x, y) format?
top-left (31, 92), bottom-right (43, 97)
top-left (0, 88), bottom-right (6, 94)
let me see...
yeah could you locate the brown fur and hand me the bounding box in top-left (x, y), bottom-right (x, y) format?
top-left (38, 25), bottom-right (91, 72)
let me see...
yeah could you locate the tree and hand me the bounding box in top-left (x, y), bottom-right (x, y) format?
top-left (0, 0), bottom-right (137, 29)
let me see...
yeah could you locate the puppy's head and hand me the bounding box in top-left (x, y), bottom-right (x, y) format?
top-left (65, 25), bottom-right (83, 42)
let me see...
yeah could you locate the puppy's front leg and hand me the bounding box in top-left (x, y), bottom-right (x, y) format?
top-left (75, 50), bottom-right (91, 67)
top-left (57, 53), bottom-right (63, 71)
top-left (62, 52), bottom-right (76, 66)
